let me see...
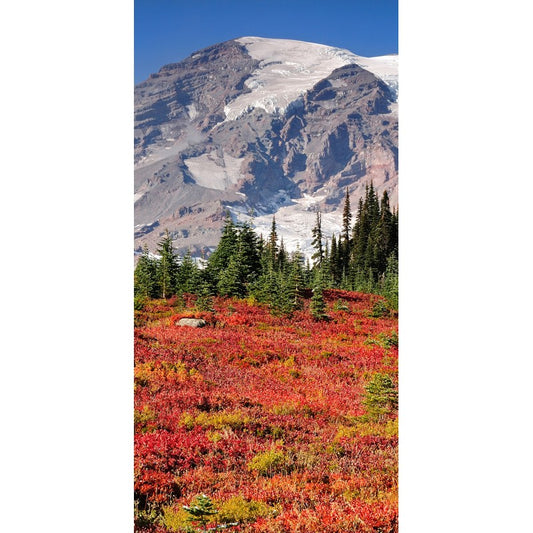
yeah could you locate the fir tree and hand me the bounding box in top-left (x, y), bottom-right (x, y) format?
top-left (287, 250), bottom-right (305, 311)
top-left (329, 234), bottom-right (342, 287)
top-left (175, 251), bottom-right (200, 294)
top-left (341, 188), bottom-right (352, 272)
top-left (277, 237), bottom-right (288, 273)
top-left (183, 494), bottom-right (218, 533)
top-left (310, 268), bottom-right (328, 321)
top-left (311, 211), bottom-right (324, 269)
top-left (373, 190), bottom-right (395, 274)
top-left (156, 230), bottom-right (178, 299)
top-left (266, 216), bottom-right (279, 269)
top-left (206, 211), bottom-right (238, 290)
top-left (236, 221), bottom-right (261, 287)
top-left (134, 245), bottom-right (158, 298)
top-left (217, 254), bottom-right (244, 298)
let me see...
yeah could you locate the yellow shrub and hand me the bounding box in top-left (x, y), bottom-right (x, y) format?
top-left (248, 449), bottom-right (289, 476)
top-left (194, 410), bottom-right (250, 430)
top-left (217, 495), bottom-right (274, 524)
top-left (161, 506), bottom-right (190, 532)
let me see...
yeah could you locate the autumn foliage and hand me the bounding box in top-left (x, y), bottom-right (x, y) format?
top-left (134, 290), bottom-right (398, 532)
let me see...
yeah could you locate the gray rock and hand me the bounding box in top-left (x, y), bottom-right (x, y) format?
top-left (177, 318), bottom-right (206, 328)
top-left (134, 37), bottom-right (398, 257)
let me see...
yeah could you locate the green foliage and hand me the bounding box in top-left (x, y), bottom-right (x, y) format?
top-left (365, 331), bottom-right (398, 349)
top-left (363, 373), bottom-right (398, 421)
top-left (248, 449), bottom-right (289, 476)
top-left (134, 183), bottom-right (398, 318)
top-left (176, 251), bottom-right (200, 294)
top-left (134, 245), bottom-right (159, 298)
top-left (217, 496), bottom-right (274, 524)
top-left (135, 506), bottom-right (162, 529)
top-left (217, 255), bottom-right (244, 297)
top-left (183, 494), bottom-right (218, 532)
top-left (333, 299), bottom-right (349, 311)
top-left (195, 281), bottom-right (214, 312)
top-left (162, 506), bottom-right (192, 532)
top-left (157, 229), bottom-right (179, 299)
top-left (310, 269), bottom-right (328, 321)
top-left (311, 211), bottom-right (324, 268)
top-left (134, 294), bottom-right (147, 311)
top-left (369, 299), bottom-right (390, 318)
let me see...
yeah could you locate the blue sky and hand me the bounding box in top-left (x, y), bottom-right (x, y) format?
top-left (135, 0), bottom-right (398, 83)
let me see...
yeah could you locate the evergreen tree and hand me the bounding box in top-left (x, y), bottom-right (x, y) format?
top-left (206, 212), bottom-right (238, 290)
top-left (310, 268), bottom-right (328, 321)
top-left (341, 188), bottom-right (352, 272)
top-left (134, 245), bottom-right (158, 298)
top-left (287, 250), bottom-right (305, 311)
top-left (183, 494), bottom-right (218, 533)
top-left (156, 230), bottom-right (179, 299)
top-left (277, 237), bottom-right (288, 273)
top-left (373, 190), bottom-right (395, 274)
top-left (175, 251), bottom-right (200, 294)
top-left (236, 221), bottom-right (262, 287)
top-left (329, 234), bottom-right (339, 286)
top-left (217, 254), bottom-right (244, 298)
top-left (266, 216), bottom-right (279, 269)
top-left (380, 253), bottom-right (398, 310)
top-left (311, 211), bottom-right (324, 269)
top-left (195, 278), bottom-right (215, 312)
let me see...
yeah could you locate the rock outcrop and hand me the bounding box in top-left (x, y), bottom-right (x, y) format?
top-left (134, 37), bottom-right (398, 258)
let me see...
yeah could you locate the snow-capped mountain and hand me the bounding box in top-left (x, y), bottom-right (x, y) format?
top-left (134, 37), bottom-right (398, 258)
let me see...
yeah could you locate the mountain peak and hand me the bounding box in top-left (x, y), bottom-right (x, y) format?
top-left (134, 37), bottom-right (398, 259)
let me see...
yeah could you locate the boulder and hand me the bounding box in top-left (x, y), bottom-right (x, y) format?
top-left (177, 318), bottom-right (206, 328)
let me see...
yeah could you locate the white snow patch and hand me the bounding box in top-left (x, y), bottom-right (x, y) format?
top-left (223, 37), bottom-right (398, 120)
top-left (186, 104), bottom-right (198, 120)
top-left (227, 188), bottom-right (344, 261)
top-left (184, 152), bottom-right (245, 191)
top-left (353, 54), bottom-right (399, 100)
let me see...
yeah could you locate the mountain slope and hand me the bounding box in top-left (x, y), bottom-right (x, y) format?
top-left (134, 37), bottom-right (398, 258)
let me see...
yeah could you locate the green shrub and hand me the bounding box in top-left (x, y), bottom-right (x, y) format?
top-left (247, 449), bottom-right (289, 476)
top-left (217, 496), bottom-right (274, 524)
top-left (134, 294), bottom-right (147, 311)
top-left (162, 506), bottom-right (192, 532)
top-left (363, 373), bottom-right (398, 421)
top-left (333, 299), bottom-right (350, 311)
top-left (369, 299), bottom-right (390, 318)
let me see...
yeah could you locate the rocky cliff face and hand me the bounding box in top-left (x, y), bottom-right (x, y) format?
top-left (134, 37), bottom-right (398, 258)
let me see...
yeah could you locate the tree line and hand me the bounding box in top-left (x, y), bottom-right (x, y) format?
top-left (134, 182), bottom-right (398, 317)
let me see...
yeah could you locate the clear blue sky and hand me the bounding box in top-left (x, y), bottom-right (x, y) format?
top-left (135, 0), bottom-right (398, 84)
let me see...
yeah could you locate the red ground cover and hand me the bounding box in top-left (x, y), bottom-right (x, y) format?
top-left (135, 290), bottom-right (398, 532)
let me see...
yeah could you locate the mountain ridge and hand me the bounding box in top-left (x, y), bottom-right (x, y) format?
top-left (134, 37), bottom-right (398, 259)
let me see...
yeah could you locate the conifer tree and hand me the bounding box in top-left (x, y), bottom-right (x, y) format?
top-left (236, 221), bottom-right (261, 286)
top-left (175, 251), bottom-right (200, 294)
top-left (373, 190), bottom-right (395, 274)
top-left (277, 237), bottom-right (288, 273)
top-left (183, 494), bottom-right (218, 533)
top-left (134, 245), bottom-right (158, 298)
top-left (266, 216), bottom-right (279, 269)
top-left (206, 211), bottom-right (238, 289)
top-left (156, 229), bottom-right (179, 299)
top-left (311, 211), bottom-right (324, 269)
top-left (217, 254), bottom-right (244, 298)
top-left (310, 268), bottom-right (328, 321)
top-left (341, 188), bottom-right (352, 272)
top-left (286, 247), bottom-right (305, 312)
top-left (329, 233), bottom-right (343, 287)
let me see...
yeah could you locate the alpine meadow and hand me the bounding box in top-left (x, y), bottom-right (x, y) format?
top-left (134, 22), bottom-right (398, 533)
